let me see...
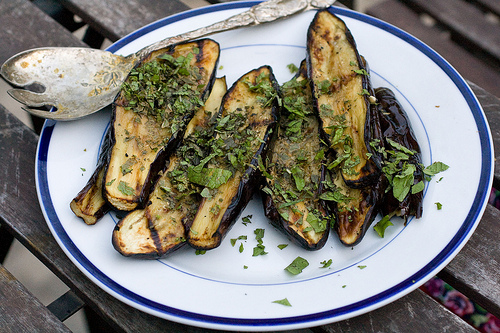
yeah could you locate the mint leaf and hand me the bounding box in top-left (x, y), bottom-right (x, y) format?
top-left (424, 161), bottom-right (449, 176)
top-left (273, 298), bottom-right (292, 306)
top-left (285, 256), bottom-right (309, 275)
top-left (117, 181), bottom-right (135, 196)
top-left (373, 215), bottom-right (394, 238)
top-left (320, 259), bottom-right (333, 268)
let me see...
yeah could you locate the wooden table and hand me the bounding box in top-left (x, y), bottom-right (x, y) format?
top-left (0, 1), bottom-right (499, 332)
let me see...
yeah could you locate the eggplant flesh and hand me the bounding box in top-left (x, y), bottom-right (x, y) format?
top-left (374, 87), bottom-right (424, 219)
top-left (104, 39), bottom-right (220, 211)
top-left (307, 9), bottom-right (379, 188)
top-left (70, 124), bottom-right (112, 225)
top-left (112, 77), bottom-right (227, 258)
top-left (261, 61), bottom-right (330, 250)
top-left (188, 66), bottom-right (279, 250)
top-left (330, 168), bottom-right (385, 246)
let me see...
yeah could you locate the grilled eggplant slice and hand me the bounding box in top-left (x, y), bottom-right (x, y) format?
top-left (70, 124), bottom-right (112, 225)
top-left (104, 39), bottom-right (220, 211)
top-left (187, 66), bottom-right (279, 250)
top-left (112, 77), bottom-right (227, 258)
top-left (374, 87), bottom-right (424, 220)
top-left (307, 9), bottom-right (380, 188)
top-left (329, 168), bottom-right (385, 246)
top-left (261, 61), bottom-right (330, 250)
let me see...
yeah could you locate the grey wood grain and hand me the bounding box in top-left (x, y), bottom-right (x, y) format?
top-left (437, 82), bottom-right (500, 319)
top-left (0, 264), bottom-right (71, 332)
top-left (57, 0), bottom-right (190, 42)
top-left (400, 0), bottom-right (500, 62)
top-left (0, 0), bottom-right (86, 64)
top-left (367, 0), bottom-right (500, 98)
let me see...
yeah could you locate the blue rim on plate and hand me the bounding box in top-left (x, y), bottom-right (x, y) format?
top-left (35, 2), bottom-right (493, 330)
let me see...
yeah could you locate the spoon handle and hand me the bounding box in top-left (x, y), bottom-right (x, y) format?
top-left (135, 0), bottom-right (335, 59)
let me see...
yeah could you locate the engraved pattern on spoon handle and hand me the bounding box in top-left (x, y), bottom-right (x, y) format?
top-left (134, 0), bottom-right (334, 59)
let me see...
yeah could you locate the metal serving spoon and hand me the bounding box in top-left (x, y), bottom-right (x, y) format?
top-left (0, 0), bottom-right (335, 121)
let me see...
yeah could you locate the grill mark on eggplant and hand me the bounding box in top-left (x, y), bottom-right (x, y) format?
top-left (70, 123), bottom-right (112, 225)
top-left (307, 9), bottom-right (380, 188)
top-left (104, 39), bottom-right (220, 211)
top-left (112, 77), bottom-right (227, 258)
top-left (187, 66), bottom-right (279, 250)
top-left (261, 60), bottom-right (331, 250)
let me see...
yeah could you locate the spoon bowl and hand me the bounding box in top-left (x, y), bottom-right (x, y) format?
top-left (1, 0), bottom-right (335, 120)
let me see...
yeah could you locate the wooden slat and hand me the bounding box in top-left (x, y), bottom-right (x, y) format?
top-left (436, 83), bottom-right (500, 319)
top-left (0, 0), bottom-right (86, 64)
top-left (57, 0), bottom-right (190, 42)
top-left (400, 0), bottom-right (500, 62)
top-left (467, 81), bottom-right (500, 189)
top-left (0, 99), bottom-right (478, 332)
top-left (0, 264), bottom-right (71, 332)
top-left (473, 0), bottom-right (500, 16)
top-left (320, 289), bottom-right (476, 333)
top-left (367, 0), bottom-right (500, 98)
top-left (439, 204), bottom-right (500, 319)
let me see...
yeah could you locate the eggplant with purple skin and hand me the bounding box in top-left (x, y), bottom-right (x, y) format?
top-left (104, 39), bottom-right (220, 211)
top-left (187, 66), bottom-right (279, 250)
top-left (328, 168), bottom-right (386, 246)
top-left (70, 121), bottom-right (112, 225)
top-left (112, 77), bottom-right (227, 258)
top-left (261, 61), bottom-right (331, 250)
top-left (306, 9), bottom-right (380, 188)
top-left (374, 87), bottom-right (424, 220)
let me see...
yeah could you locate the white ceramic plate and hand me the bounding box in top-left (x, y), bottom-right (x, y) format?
top-left (36, 2), bottom-right (493, 331)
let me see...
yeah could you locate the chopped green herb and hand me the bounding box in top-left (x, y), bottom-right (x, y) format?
top-left (252, 228), bottom-right (267, 256)
top-left (287, 63), bottom-right (299, 73)
top-left (230, 235), bottom-right (247, 247)
top-left (373, 215), bottom-right (394, 238)
top-left (117, 181), bottom-right (135, 196)
top-left (320, 259), bottom-right (333, 268)
top-left (277, 244), bottom-right (288, 250)
top-left (273, 298), bottom-right (292, 306)
top-left (357, 265), bottom-right (367, 269)
top-left (106, 179), bottom-right (116, 186)
top-left (424, 162), bottom-right (449, 176)
top-left (435, 202), bottom-right (443, 210)
top-left (285, 256), bottom-right (309, 275)
top-left (195, 249), bottom-right (206, 255)
top-left (242, 215), bottom-right (252, 226)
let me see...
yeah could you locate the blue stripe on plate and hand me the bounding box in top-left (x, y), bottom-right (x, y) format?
top-left (36, 2), bottom-right (493, 329)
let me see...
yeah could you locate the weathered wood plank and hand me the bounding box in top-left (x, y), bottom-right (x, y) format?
top-left (0, 0), bottom-right (86, 64)
top-left (367, 0), bottom-right (500, 98)
top-left (468, 81), bottom-right (500, 189)
top-left (438, 204), bottom-right (500, 319)
top-left (319, 289), bottom-right (477, 333)
top-left (57, 0), bottom-right (190, 42)
top-left (0, 263), bottom-right (71, 332)
top-left (435, 82), bottom-right (500, 319)
top-left (400, 0), bottom-right (500, 62)
top-left (474, 0), bottom-right (500, 16)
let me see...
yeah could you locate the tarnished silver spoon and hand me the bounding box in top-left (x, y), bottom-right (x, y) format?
top-left (0, 0), bottom-right (335, 121)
